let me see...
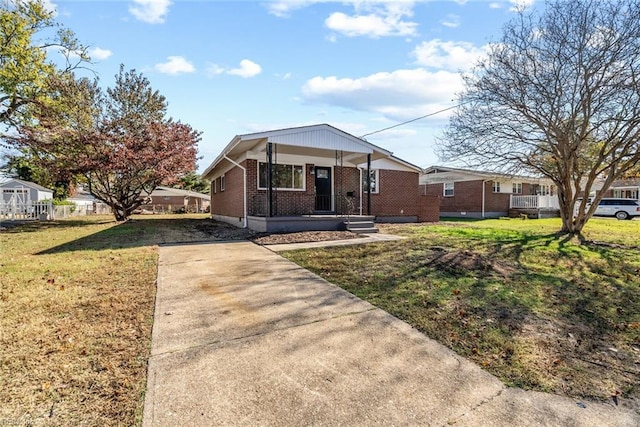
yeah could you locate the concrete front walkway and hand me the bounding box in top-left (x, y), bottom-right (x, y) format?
top-left (143, 241), bottom-right (639, 426)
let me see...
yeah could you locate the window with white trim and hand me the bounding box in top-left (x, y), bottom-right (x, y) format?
top-left (220, 175), bottom-right (225, 191)
top-left (258, 162), bottom-right (304, 190)
top-left (444, 182), bottom-right (454, 197)
top-left (362, 169), bottom-right (379, 194)
top-left (512, 182), bottom-right (522, 194)
top-left (492, 181), bottom-right (501, 193)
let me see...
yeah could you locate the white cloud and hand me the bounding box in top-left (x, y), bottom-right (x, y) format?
top-left (412, 39), bottom-right (488, 71)
top-left (129, 0), bottom-right (171, 24)
top-left (154, 56), bottom-right (195, 75)
top-left (266, 0), bottom-right (318, 18)
top-left (325, 2), bottom-right (418, 38)
top-left (489, 2), bottom-right (502, 9)
top-left (509, 0), bottom-right (535, 12)
top-left (267, 1), bottom-right (419, 38)
top-left (301, 68), bottom-right (462, 121)
top-left (89, 47), bottom-right (112, 61)
top-left (41, 0), bottom-right (57, 14)
top-left (228, 60), bottom-right (262, 78)
top-left (441, 14), bottom-right (460, 28)
top-left (208, 60), bottom-right (262, 78)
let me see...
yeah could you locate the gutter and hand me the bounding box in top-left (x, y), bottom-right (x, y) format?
top-left (223, 155), bottom-right (248, 229)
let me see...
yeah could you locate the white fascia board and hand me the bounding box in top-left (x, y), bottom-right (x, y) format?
top-left (357, 157), bottom-right (420, 172)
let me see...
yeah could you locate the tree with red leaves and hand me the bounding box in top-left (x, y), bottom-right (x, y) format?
top-left (8, 66), bottom-right (201, 221)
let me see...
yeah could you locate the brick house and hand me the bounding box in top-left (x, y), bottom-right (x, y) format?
top-left (420, 166), bottom-right (558, 218)
top-left (603, 178), bottom-right (640, 200)
top-left (201, 124), bottom-right (438, 232)
top-left (139, 186), bottom-right (210, 213)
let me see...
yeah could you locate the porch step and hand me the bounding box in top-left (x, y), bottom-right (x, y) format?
top-left (345, 220), bottom-right (378, 234)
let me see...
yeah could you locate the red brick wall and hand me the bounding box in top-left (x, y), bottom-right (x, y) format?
top-left (423, 180), bottom-right (512, 214)
top-left (210, 162), bottom-right (245, 218)
top-left (483, 181), bottom-right (511, 213)
top-left (424, 180), bottom-right (483, 213)
top-left (418, 195), bottom-right (440, 222)
top-left (367, 170), bottom-right (421, 217)
top-left (246, 160), bottom-right (317, 215)
top-left (212, 162), bottom-right (427, 220)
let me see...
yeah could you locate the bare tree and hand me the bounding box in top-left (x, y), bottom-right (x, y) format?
top-left (439, 0), bottom-right (640, 235)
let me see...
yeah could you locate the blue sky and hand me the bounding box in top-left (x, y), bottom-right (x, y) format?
top-left (48, 0), bottom-right (536, 172)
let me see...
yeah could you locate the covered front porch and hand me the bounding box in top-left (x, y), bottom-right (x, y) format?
top-left (509, 194), bottom-right (560, 218)
top-left (203, 124), bottom-right (395, 232)
top-left (247, 214), bottom-right (376, 233)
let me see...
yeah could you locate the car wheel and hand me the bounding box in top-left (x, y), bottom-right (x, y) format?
top-left (614, 211), bottom-right (629, 220)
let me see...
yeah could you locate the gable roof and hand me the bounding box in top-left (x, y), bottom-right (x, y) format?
top-left (202, 123), bottom-right (418, 180)
top-left (0, 178), bottom-right (54, 193)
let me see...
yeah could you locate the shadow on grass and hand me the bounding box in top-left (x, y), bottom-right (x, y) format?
top-left (35, 217), bottom-right (246, 254)
top-left (285, 230), bottom-right (640, 396)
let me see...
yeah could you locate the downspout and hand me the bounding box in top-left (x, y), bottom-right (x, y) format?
top-left (223, 155), bottom-right (247, 229)
top-left (482, 179), bottom-right (488, 218)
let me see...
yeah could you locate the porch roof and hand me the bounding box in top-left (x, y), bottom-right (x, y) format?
top-left (202, 124), bottom-right (396, 180)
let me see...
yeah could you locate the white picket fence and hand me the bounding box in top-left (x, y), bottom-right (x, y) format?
top-left (0, 200), bottom-right (53, 221)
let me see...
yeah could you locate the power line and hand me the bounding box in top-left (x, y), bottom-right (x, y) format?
top-left (359, 102), bottom-right (464, 139)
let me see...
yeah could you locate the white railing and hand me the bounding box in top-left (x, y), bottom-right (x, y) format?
top-left (0, 200), bottom-right (54, 221)
top-left (510, 195), bottom-right (560, 209)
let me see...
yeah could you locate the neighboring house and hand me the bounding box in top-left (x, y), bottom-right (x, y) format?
top-left (140, 186), bottom-right (211, 213)
top-left (201, 124), bottom-right (438, 232)
top-left (420, 166), bottom-right (558, 218)
top-left (64, 186), bottom-right (112, 216)
top-left (604, 178), bottom-right (640, 200)
top-left (0, 177), bottom-right (54, 203)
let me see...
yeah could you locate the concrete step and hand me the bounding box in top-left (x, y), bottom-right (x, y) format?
top-left (345, 220), bottom-right (378, 233)
top-left (346, 221), bottom-right (375, 228)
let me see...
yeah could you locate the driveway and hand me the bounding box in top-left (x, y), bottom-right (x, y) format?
top-left (143, 240), bottom-right (639, 426)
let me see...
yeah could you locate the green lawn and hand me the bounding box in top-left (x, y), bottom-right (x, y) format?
top-left (282, 218), bottom-right (640, 410)
top-left (0, 214), bottom-right (223, 426)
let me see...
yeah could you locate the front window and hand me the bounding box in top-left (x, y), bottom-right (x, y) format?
top-left (220, 175), bottom-right (225, 191)
top-left (444, 182), bottom-right (454, 197)
top-left (363, 169), bottom-right (379, 193)
top-left (512, 182), bottom-right (522, 194)
top-left (258, 162), bottom-right (304, 190)
top-left (492, 181), bottom-right (501, 193)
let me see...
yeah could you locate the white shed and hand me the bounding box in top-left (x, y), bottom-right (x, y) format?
top-left (0, 178), bottom-right (54, 203)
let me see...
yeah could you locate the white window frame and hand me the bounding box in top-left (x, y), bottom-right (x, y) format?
top-left (220, 175), bottom-right (225, 192)
top-left (444, 182), bottom-right (454, 197)
top-left (363, 169), bottom-right (379, 194)
top-left (512, 182), bottom-right (522, 194)
top-left (492, 181), bottom-right (501, 193)
top-left (257, 162), bottom-right (305, 191)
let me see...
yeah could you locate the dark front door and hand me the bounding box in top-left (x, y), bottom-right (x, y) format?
top-left (315, 167), bottom-right (332, 211)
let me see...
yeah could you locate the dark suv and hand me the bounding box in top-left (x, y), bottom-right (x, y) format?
top-left (591, 198), bottom-right (640, 220)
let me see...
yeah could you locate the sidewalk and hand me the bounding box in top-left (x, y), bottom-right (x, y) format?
top-left (143, 240), bottom-right (639, 426)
